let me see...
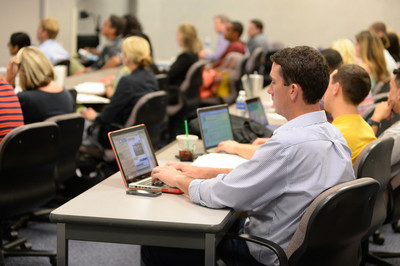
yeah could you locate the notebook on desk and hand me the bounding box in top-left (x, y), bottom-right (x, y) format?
top-left (108, 124), bottom-right (183, 194)
top-left (246, 97), bottom-right (279, 131)
top-left (197, 104), bottom-right (234, 153)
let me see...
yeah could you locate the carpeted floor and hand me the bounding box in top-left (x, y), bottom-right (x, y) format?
top-left (3, 220), bottom-right (400, 265)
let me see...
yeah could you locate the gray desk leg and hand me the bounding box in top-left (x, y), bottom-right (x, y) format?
top-left (205, 233), bottom-right (216, 266)
top-left (56, 223), bottom-right (68, 266)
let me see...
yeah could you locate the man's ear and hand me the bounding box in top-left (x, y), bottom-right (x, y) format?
top-left (289, 83), bottom-right (300, 101)
top-left (332, 83), bottom-right (341, 96)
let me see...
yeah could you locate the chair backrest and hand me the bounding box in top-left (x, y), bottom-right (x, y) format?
top-left (372, 81), bottom-right (390, 95)
top-left (362, 104), bottom-right (400, 137)
top-left (46, 113), bottom-right (85, 185)
top-left (286, 178), bottom-right (380, 266)
top-left (0, 122), bottom-right (59, 218)
top-left (353, 137), bottom-right (394, 236)
top-left (155, 73), bottom-right (169, 91)
top-left (124, 90), bottom-right (168, 147)
top-left (245, 47), bottom-right (265, 74)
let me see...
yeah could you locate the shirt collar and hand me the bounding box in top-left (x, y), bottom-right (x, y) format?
top-left (274, 110), bottom-right (327, 133)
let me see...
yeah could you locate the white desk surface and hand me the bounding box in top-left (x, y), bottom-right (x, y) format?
top-left (64, 67), bottom-right (121, 89)
top-left (50, 171), bottom-right (232, 231)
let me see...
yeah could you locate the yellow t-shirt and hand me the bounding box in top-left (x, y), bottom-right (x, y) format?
top-left (332, 114), bottom-right (376, 164)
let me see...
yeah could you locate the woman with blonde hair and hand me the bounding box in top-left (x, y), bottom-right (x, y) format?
top-left (5, 46), bottom-right (74, 123)
top-left (329, 38), bottom-right (356, 65)
top-left (167, 22), bottom-right (202, 87)
top-left (81, 36), bottom-right (158, 131)
top-left (355, 30), bottom-right (390, 89)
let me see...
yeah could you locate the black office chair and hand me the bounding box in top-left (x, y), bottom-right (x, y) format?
top-left (46, 113), bottom-right (85, 191)
top-left (373, 81), bottom-right (390, 95)
top-left (0, 121), bottom-right (59, 265)
top-left (81, 90), bottom-right (168, 163)
top-left (219, 178), bottom-right (379, 266)
top-left (167, 60), bottom-right (207, 138)
top-left (244, 47), bottom-right (265, 74)
top-left (353, 137), bottom-right (394, 266)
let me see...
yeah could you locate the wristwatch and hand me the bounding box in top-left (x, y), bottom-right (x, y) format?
top-left (367, 118), bottom-right (380, 127)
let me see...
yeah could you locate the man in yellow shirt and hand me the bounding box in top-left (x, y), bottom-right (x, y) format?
top-left (322, 64), bottom-right (376, 163)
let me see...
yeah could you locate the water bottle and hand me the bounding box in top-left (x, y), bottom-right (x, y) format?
top-left (236, 90), bottom-right (247, 117)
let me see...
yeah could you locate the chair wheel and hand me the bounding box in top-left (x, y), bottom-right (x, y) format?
top-left (372, 232), bottom-right (385, 245)
top-left (392, 221), bottom-right (400, 233)
top-left (50, 256), bottom-right (57, 266)
top-left (21, 242), bottom-right (32, 250)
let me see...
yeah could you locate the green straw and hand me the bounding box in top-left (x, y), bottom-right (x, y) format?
top-left (184, 120), bottom-right (189, 150)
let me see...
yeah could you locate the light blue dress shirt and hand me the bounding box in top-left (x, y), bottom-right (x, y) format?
top-left (39, 39), bottom-right (69, 64)
top-left (189, 110), bottom-right (354, 265)
top-left (205, 33), bottom-right (230, 62)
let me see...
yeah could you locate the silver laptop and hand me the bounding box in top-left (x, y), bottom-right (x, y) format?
top-left (246, 97), bottom-right (279, 131)
top-left (197, 104), bottom-right (234, 153)
top-left (108, 124), bottom-right (183, 194)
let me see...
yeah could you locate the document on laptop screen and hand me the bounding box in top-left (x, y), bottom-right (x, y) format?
top-left (199, 108), bottom-right (234, 148)
top-left (112, 129), bottom-right (156, 182)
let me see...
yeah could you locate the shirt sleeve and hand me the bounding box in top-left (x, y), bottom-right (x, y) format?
top-left (205, 35), bottom-right (230, 62)
top-left (189, 139), bottom-right (289, 211)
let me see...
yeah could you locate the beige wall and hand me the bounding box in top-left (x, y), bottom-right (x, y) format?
top-left (1, 0), bottom-right (400, 68)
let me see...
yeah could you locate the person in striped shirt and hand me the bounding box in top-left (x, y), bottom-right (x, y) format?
top-left (0, 79), bottom-right (24, 142)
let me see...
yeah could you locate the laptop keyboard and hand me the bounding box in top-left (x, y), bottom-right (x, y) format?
top-left (140, 179), bottom-right (163, 187)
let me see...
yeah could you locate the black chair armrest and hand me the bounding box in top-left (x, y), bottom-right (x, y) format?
top-left (223, 233), bottom-right (289, 266)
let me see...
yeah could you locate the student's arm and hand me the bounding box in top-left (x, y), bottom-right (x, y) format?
top-left (370, 101), bottom-right (393, 135)
top-left (216, 140), bottom-right (259, 160)
top-left (165, 162), bottom-right (231, 179)
top-left (101, 56), bottom-right (121, 70)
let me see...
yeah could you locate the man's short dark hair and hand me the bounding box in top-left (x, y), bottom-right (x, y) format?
top-left (231, 21), bottom-right (243, 37)
top-left (394, 68), bottom-right (400, 89)
top-left (332, 64), bottom-right (371, 105)
top-left (270, 46), bottom-right (330, 104)
top-left (320, 48), bottom-right (343, 73)
top-left (109, 15), bottom-right (126, 36)
top-left (10, 32), bottom-right (31, 48)
top-left (250, 19), bottom-right (263, 31)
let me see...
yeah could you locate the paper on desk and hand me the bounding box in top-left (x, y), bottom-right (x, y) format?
top-left (192, 153), bottom-right (248, 169)
top-left (76, 94), bottom-right (110, 104)
top-left (75, 82), bottom-right (106, 96)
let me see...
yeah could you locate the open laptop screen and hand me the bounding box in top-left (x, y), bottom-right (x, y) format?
top-left (246, 97), bottom-right (269, 127)
top-left (197, 104), bottom-right (234, 150)
top-left (109, 125), bottom-right (157, 183)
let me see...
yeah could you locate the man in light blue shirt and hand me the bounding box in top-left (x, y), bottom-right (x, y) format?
top-left (199, 14), bottom-right (230, 62)
top-left (37, 17), bottom-right (69, 65)
top-left (142, 46), bottom-right (354, 266)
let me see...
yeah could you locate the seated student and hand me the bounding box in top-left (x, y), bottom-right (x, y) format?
top-left (141, 46), bottom-right (354, 266)
top-left (0, 79), bottom-right (24, 142)
top-left (81, 36), bottom-right (158, 141)
top-left (8, 32), bottom-right (31, 55)
top-left (212, 21), bottom-right (245, 69)
top-left (246, 19), bottom-right (269, 55)
top-left (122, 14), bottom-right (154, 57)
top-left (322, 64), bottom-right (376, 163)
top-left (218, 64), bottom-right (376, 164)
top-left (75, 15), bottom-right (125, 74)
top-left (37, 17), bottom-right (69, 65)
top-left (167, 22), bottom-right (201, 87)
top-left (198, 14), bottom-right (230, 62)
top-left (369, 67), bottom-right (400, 165)
top-left (5, 46), bottom-right (74, 124)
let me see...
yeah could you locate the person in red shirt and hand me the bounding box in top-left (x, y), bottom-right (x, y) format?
top-left (212, 21), bottom-right (245, 68)
top-left (0, 79), bottom-right (24, 142)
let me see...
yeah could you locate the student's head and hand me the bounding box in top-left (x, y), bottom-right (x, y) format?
top-left (122, 14), bottom-right (142, 37)
top-left (269, 46), bottom-right (329, 112)
top-left (369, 21), bottom-right (389, 48)
top-left (320, 48), bottom-right (343, 73)
top-left (214, 14), bottom-right (230, 34)
top-left (101, 15), bottom-right (125, 39)
top-left (329, 38), bottom-right (356, 65)
top-left (122, 36), bottom-right (152, 67)
top-left (37, 17), bottom-right (60, 42)
top-left (355, 30), bottom-right (390, 83)
top-left (224, 21), bottom-right (243, 42)
top-left (8, 32), bottom-right (31, 55)
top-left (13, 46), bottom-right (54, 91)
top-left (388, 68), bottom-right (400, 114)
top-left (325, 64), bottom-right (371, 111)
top-left (176, 23), bottom-right (202, 54)
top-left (247, 19), bottom-right (263, 38)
